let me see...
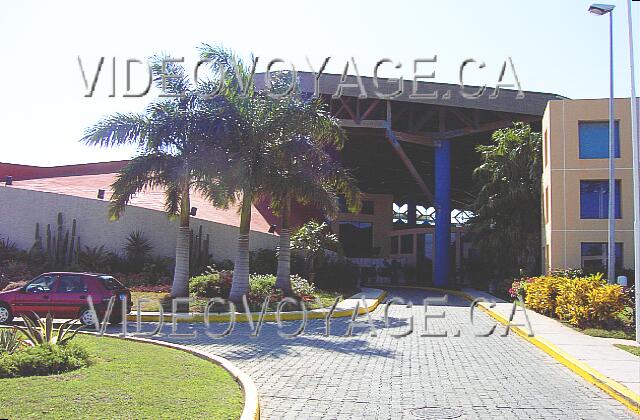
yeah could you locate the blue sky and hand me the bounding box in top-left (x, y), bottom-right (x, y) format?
top-left (1, 0), bottom-right (639, 166)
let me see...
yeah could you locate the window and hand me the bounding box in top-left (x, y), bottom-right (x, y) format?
top-left (580, 180), bottom-right (621, 219)
top-left (400, 234), bottom-right (414, 254)
top-left (393, 203), bottom-right (408, 224)
top-left (57, 275), bottom-right (87, 293)
top-left (543, 129), bottom-right (548, 167)
top-left (390, 236), bottom-right (399, 254)
top-left (361, 200), bottom-right (374, 215)
top-left (99, 276), bottom-right (126, 291)
top-left (578, 121), bottom-right (620, 159)
top-left (544, 186), bottom-right (549, 224)
top-left (337, 195), bottom-right (349, 213)
top-left (338, 222), bottom-right (373, 257)
top-left (25, 275), bottom-right (57, 293)
top-left (545, 245), bottom-right (550, 272)
top-left (581, 242), bottom-right (623, 270)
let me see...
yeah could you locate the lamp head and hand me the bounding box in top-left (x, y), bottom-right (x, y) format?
top-left (588, 3), bottom-right (615, 15)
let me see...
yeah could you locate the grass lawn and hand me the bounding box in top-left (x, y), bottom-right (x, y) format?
top-left (0, 335), bottom-right (243, 419)
top-left (571, 307), bottom-right (636, 341)
top-left (131, 289), bottom-right (350, 313)
top-left (577, 327), bottom-right (636, 340)
top-left (614, 344), bottom-right (640, 357)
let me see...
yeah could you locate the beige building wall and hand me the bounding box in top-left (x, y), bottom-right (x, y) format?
top-left (542, 98), bottom-right (636, 273)
top-left (0, 187), bottom-right (278, 263)
top-left (331, 193), bottom-right (394, 256)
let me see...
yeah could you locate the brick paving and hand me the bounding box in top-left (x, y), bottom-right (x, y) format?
top-left (134, 288), bottom-right (637, 419)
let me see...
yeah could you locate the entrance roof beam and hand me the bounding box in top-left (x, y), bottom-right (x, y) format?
top-left (385, 124), bottom-right (434, 203)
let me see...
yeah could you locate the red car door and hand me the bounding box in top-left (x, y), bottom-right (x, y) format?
top-left (51, 274), bottom-right (89, 319)
top-left (13, 274), bottom-right (57, 317)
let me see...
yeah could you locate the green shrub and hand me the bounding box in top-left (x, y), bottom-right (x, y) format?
top-left (249, 249), bottom-right (277, 275)
top-left (124, 231), bottom-right (153, 272)
top-left (549, 268), bottom-right (584, 279)
top-left (0, 343), bottom-right (90, 378)
top-left (18, 313), bottom-right (83, 347)
top-left (315, 258), bottom-right (359, 292)
top-left (0, 328), bottom-right (23, 355)
top-left (140, 256), bottom-right (173, 284)
top-left (213, 260), bottom-right (235, 271)
top-left (189, 271), bottom-right (232, 298)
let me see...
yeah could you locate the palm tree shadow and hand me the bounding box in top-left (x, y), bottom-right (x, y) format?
top-left (131, 316), bottom-right (409, 360)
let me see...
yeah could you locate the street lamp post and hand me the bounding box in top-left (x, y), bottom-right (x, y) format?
top-left (589, 3), bottom-right (616, 284)
top-left (625, 0), bottom-right (640, 344)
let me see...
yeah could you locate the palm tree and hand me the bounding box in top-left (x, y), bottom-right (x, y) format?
top-left (267, 125), bottom-right (360, 295)
top-left (82, 57), bottom-right (230, 298)
top-left (199, 45), bottom-right (359, 302)
top-left (470, 122), bottom-right (542, 278)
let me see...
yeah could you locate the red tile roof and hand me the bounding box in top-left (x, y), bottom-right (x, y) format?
top-left (0, 161), bottom-right (129, 181)
top-left (9, 173), bottom-right (275, 233)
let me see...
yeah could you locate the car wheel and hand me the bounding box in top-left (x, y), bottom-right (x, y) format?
top-left (0, 303), bottom-right (13, 324)
top-left (108, 313), bottom-right (123, 325)
top-left (79, 308), bottom-right (98, 327)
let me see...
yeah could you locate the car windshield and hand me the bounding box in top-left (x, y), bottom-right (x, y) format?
top-left (98, 276), bottom-right (125, 291)
top-left (25, 275), bottom-right (57, 293)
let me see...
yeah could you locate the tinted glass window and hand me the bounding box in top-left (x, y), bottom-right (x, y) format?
top-left (390, 236), bottom-right (399, 254)
top-left (57, 275), bottom-right (87, 293)
top-left (99, 276), bottom-right (125, 290)
top-left (337, 195), bottom-right (349, 213)
top-left (400, 234), bottom-right (414, 254)
top-left (338, 221), bottom-right (373, 257)
top-left (580, 180), bottom-right (621, 219)
top-left (361, 201), bottom-right (374, 215)
top-left (579, 121), bottom-right (620, 159)
top-left (25, 275), bottom-right (57, 293)
top-left (580, 242), bottom-right (623, 270)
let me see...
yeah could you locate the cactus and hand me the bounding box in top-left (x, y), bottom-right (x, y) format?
top-left (68, 219), bottom-right (77, 266)
top-left (189, 225), bottom-right (212, 276)
top-left (30, 213), bottom-right (80, 269)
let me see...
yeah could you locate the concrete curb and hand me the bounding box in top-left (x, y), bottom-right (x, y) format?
top-left (127, 288), bottom-right (388, 324)
top-left (369, 285), bottom-right (640, 414)
top-left (80, 331), bottom-right (261, 420)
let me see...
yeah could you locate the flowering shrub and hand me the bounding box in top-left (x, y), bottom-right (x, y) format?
top-left (513, 272), bottom-right (627, 328)
top-left (555, 274), bottom-right (626, 327)
top-left (523, 276), bottom-right (563, 316)
top-left (290, 275), bottom-right (316, 300)
top-left (111, 273), bottom-right (149, 288)
top-left (130, 284), bottom-right (172, 293)
top-left (508, 278), bottom-right (534, 299)
top-left (0, 261), bottom-right (34, 291)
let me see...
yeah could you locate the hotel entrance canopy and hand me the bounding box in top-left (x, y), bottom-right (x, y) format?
top-left (259, 71), bottom-right (564, 286)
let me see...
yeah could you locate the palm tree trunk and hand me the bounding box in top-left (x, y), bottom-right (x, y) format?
top-left (229, 193), bottom-right (252, 303)
top-left (275, 197), bottom-right (293, 295)
top-left (170, 185), bottom-right (191, 298)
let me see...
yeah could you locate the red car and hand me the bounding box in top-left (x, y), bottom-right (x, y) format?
top-left (0, 272), bottom-right (132, 326)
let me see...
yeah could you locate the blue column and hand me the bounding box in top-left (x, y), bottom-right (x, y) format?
top-left (407, 195), bottom-right (417, 227)
top-left (434, 139), bottom-right (451, 288)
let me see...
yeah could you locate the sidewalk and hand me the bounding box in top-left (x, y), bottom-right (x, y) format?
top-left (463, 288), bottom-right (640, 397)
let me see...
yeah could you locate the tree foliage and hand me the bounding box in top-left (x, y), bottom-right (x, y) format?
top-left (469, 123), bottom-right (542, 278)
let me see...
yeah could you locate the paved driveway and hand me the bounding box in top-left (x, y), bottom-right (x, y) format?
top-left (135, 288), bottom-right (636, 419)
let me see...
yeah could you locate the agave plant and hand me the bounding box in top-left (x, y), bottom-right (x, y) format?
top-left (0, 327), bottom-right (22, 354)
top-left (17, 312), bottom-right (83, 347)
